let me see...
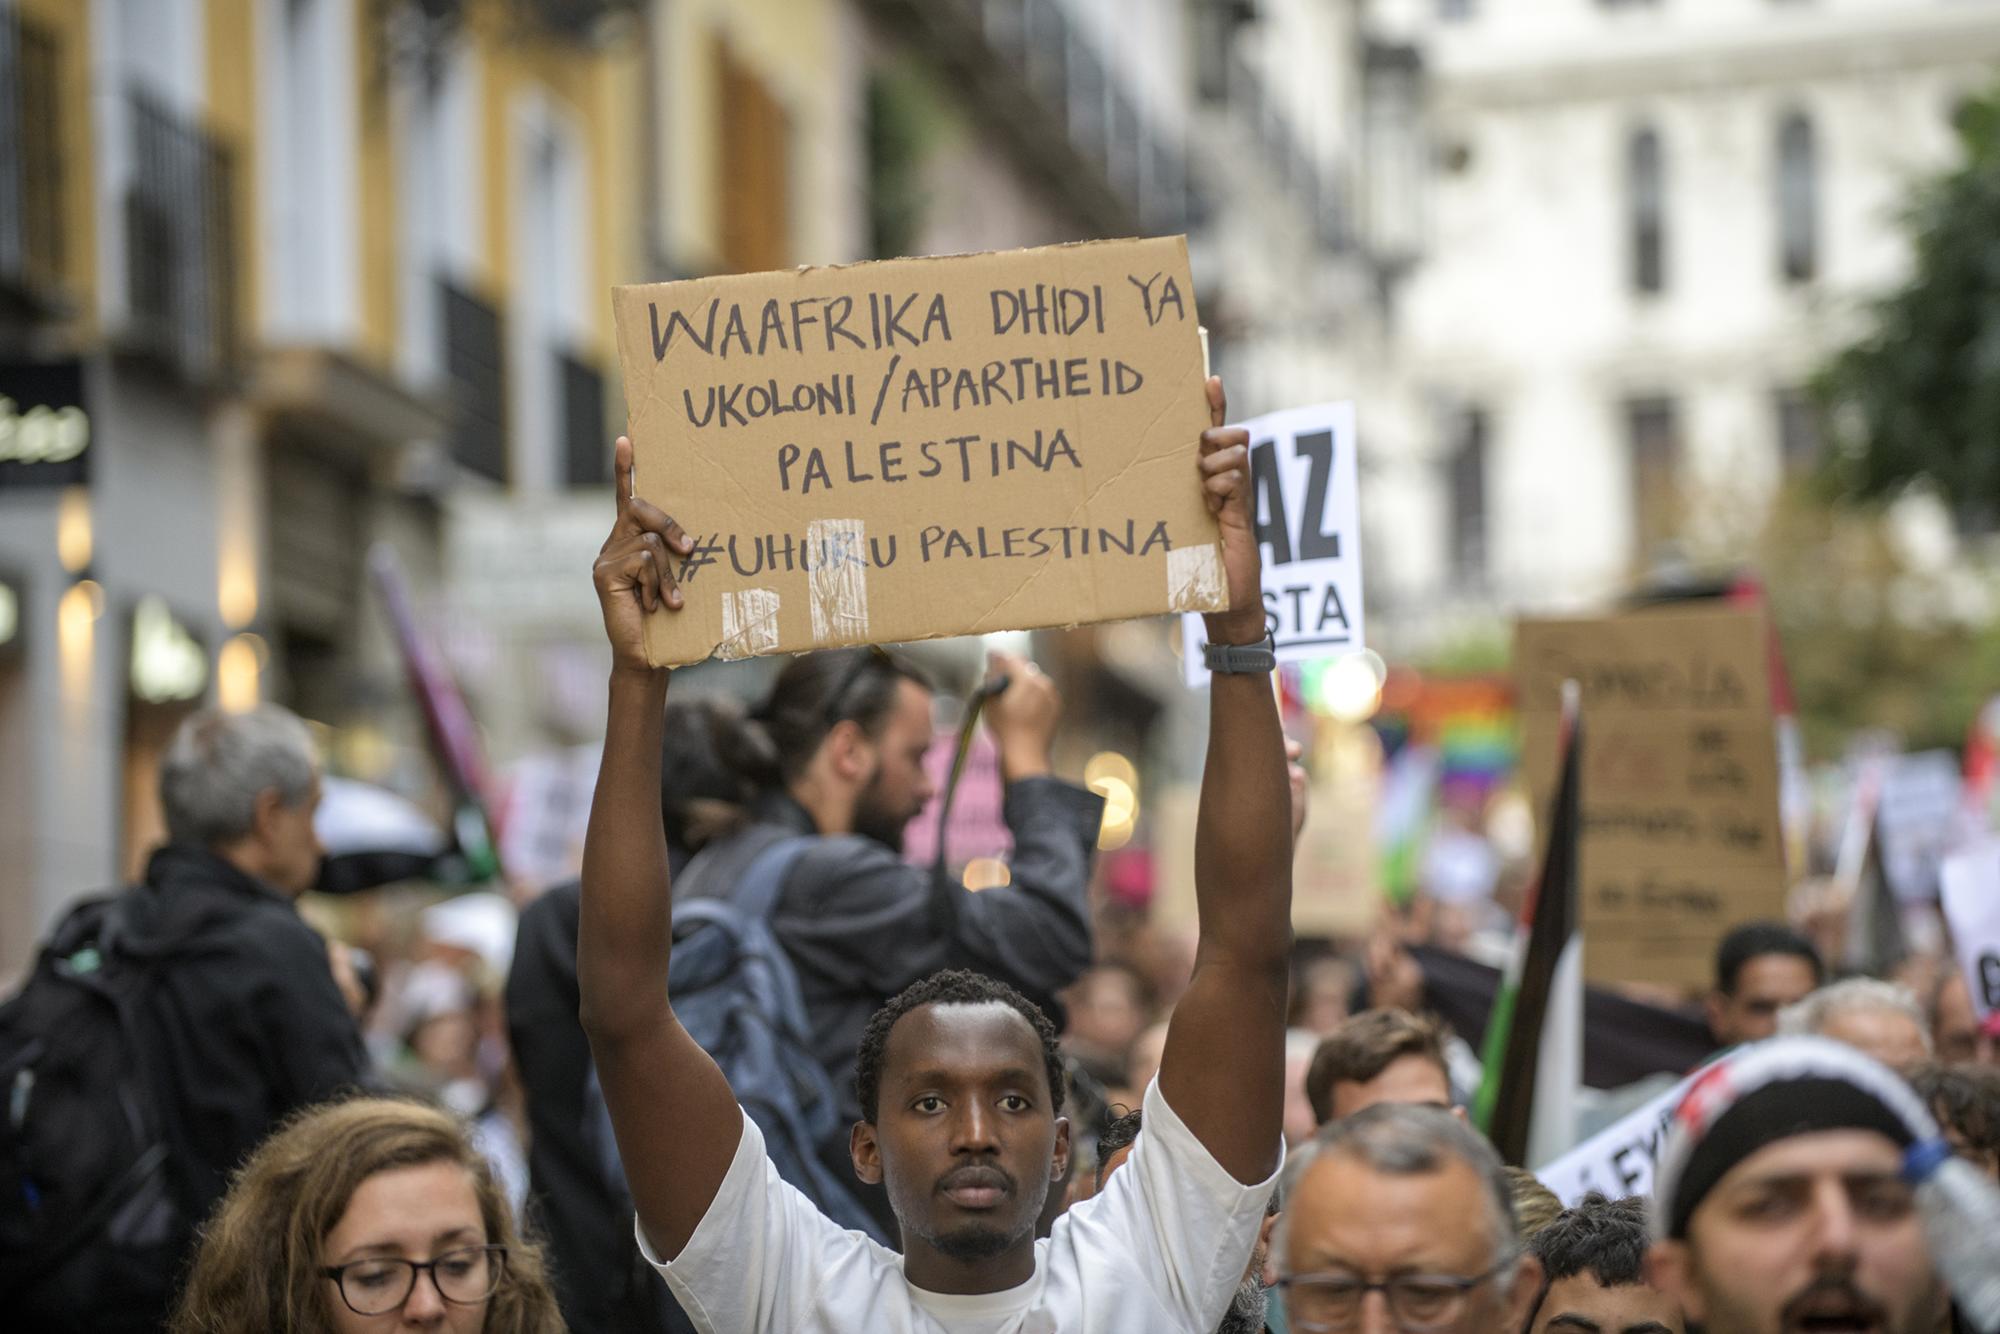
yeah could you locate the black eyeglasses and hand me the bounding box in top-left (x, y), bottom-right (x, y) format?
top-left (321, 1244), bottom-right (507, 1316)
top-left (1275, 1265), bottom-right (1501, 1331)
top-left (820, 644), bottom-right (894, 732)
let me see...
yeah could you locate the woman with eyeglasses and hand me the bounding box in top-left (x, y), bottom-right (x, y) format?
top-left (171, 1096), bottom-right (563, 1333)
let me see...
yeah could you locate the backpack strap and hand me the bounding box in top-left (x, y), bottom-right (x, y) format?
top-left (730, 836), bottom-right (812, 922)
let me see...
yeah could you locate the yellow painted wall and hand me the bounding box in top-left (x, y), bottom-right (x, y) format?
top-left (19, 0), bottom-right (98, 326)
top-left (355, 2), bottom-right (398, 370)
top-left (203, 0), bottom-right (257, 353)
top-left (661, 0), bottom-right (852, 272)
top-left (470, 9), bottom-right (641, 367)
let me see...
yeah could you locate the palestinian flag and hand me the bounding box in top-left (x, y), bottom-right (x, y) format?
top-left (1473, 682), bottom-right (1582, 1168)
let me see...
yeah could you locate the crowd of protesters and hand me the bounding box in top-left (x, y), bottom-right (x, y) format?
top-left (4, 382), bottom-right (1999, 1333)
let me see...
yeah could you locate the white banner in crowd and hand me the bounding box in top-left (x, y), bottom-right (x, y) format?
top-left (1534, 1075), bottom-right (1697, 1206)
top-left (1180, 401), bottom-right (1364, 689)
top-left (1941, 837), bottom-right (2000, 1020)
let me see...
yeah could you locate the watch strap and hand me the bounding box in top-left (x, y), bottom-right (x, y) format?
top-left (1202, 632), bottom-right (1277, 675)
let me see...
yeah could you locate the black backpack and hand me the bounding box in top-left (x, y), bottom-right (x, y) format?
top-left (590, 837), bottom-right (888, 1245)
top-left (0, 891), bottom-right (194, 1332)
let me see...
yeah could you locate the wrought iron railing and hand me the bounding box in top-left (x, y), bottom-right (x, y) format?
top-left (124, 87), bottom-right (236, 382)
top-left (0, 10), bottom-right (64, 301)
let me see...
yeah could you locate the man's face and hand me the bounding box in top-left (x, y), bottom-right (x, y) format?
top-left (1328, 1053), bottom-right (1453, 1122)
top-left (1646, 1129), bottom-right (1947, 1334)
top-left (1281, 1151), bottom-right (1539, 1334)
top-left (1816, 1008), bottom-right (1929, 1075)
top-left (258, 776), bottom-right (325, 897)
top-left (1711, 955), bottom-right (1819, 1047)
top-left (1530, 1272), bottom-right (1686, 1334)
top-left (852, 680), bottom-right (937, 851)
top-left (854, 1001), bottom-right (1066, 1272)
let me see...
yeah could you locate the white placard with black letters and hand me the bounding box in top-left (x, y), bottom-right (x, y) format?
top-left (1180, 401), bottom-right (1364, 688)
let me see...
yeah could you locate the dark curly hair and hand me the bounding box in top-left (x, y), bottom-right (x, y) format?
top-left (1910, 1062), bottom-right (2000, 1161)
top-left (855, 969), bottom-right (1065, 1123)
top-left (1529, 1192), bottom-right (1650, 1288)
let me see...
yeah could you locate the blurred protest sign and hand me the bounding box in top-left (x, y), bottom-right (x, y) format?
top-left (612, 237), bottom-right (1227, 666)
top-left (1536, 1072), bottom-right (1695, 1203)
top-left (1941, 838), bottom-right (2000, 1021)
top-left (1179, 401), bottom-right (1364, 689)
top-left (1516, 605), bottom-right (1787, 987)
top-left (1151, 723), bottom-right (1379, 937)
top-left (1876, 750), bottom-right (1962, 901)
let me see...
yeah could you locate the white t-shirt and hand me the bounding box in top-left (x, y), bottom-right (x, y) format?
top-left (638, 1078), bottom-right (1281, 1333)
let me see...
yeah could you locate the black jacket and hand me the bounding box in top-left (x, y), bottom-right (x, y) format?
top-left (509, 882), bottom-right (694, 1333)
top-left (119, 846), bottom-right (370, 1220)
top-left (676, 779), bottom-right (1104, 1127)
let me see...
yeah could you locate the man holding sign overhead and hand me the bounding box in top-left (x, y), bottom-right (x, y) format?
top-left (578, 372), bottom-right (1292, 1332)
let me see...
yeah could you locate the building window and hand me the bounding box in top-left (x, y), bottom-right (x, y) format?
top-left (1627, 125), bottom-right (1666, 295)
top-left (1776, 111), bottom-right (1818, 284)
top-left (509, 97), bottom-right (593, 492)
top-left (716, 35), bottom-right (791, 274)
top-left (261, 0), bottom-right (360, 341)
top-left (1626, 396), bottom-right (1680, 557)
top-left (1775, 388), bottom-right (1821, 473)
top-left (1448, 408), bottom-right (1488, 584)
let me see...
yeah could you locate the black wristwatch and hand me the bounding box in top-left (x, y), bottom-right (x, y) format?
top-left (1202, 631), bottom-right (1277, 675)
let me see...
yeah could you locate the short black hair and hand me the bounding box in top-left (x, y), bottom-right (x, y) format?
top-left (1529, 1193), bottom-right (1650, 1288)
top-left (1524, 1193), bottom-right (1654, 1329)
top-left (1714, 921), bottom-right (1823, 996)
top-left (1095, 1108), bottom-right (1143, 1189)
top-left (854, 969), bottom-right (1064, 1124)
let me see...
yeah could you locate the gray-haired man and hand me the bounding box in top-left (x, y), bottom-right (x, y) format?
top-left (1275, 1103), bottom-right (1543, 1333)
top-left (118, 705), bottom-right (367, 1224)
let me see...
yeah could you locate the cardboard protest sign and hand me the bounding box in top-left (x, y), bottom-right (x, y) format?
top-left (1516, 606), bottom-right (1788, 987)
top-left (610, 237), bottom-right (1227, 666)
top-left (1535, 1073), bottom-right (1694, 1203)
top-left (1178, 402), bottom-right (1363, 688)
top-left (1941, 837), bottom-right (2000, 1020)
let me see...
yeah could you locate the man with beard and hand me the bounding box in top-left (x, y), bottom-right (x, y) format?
top-left (1645, 1037), bottom-right (1953, 1334)
top-left (1095, 1107), bottom-right (1279, 1334)
top-left (672, 639), bottom-right (1101, 1235)
top-left (580, 375), bottom-right (1290, 1331)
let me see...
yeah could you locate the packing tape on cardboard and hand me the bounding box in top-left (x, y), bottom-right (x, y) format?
top-left (1166, 543), bottom-right (1225, 613)
top-left (718, 588), bottom-right (782, 661)
top-left (807, 519), bottom-right (871, 645)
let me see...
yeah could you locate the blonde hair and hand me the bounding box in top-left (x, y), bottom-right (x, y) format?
top-left (171, 1097), bottom-right (562, 1334)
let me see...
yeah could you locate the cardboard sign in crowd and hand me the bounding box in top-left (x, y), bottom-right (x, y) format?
top-left (612, 237), bottom-right (1230, 667)
top-left (1516, 606), bottom-right (1789, 988)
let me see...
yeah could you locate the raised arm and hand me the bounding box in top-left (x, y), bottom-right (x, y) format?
top-left (577, 437), bottom-right (742, 1258)
top-left (1156, 377), bottom-right (1293, 1184)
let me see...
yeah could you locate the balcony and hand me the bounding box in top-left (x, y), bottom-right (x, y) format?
top-left (441, 278), bottom-right (507, 484)
top-left (0, 9), bottom-right (64, 312)
top-left (857, 0), bottom-right (1201, 238)
top-left (124, 88), bottom-right (237, 384)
